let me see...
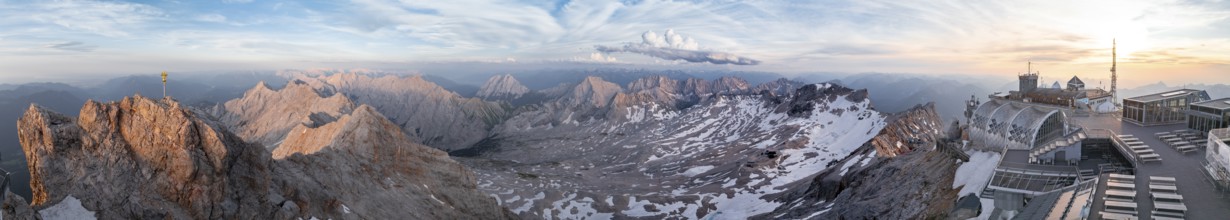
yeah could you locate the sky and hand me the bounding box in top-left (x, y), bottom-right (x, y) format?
top-left (0, 0), bottom-right (1228, 86)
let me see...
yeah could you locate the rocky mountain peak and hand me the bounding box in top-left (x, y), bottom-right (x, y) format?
top-left (219, 80), bottom-right (357, 149)
top-left (18, 95), bottom-right (272, 218)
top-left (14, 95), bottom-right (513, 219)
top-left (626, 75), bottom-right (681, 93)
top-left (567, 76), bottom-right (623, 108)
top-left (476, 74), bottom-right (530, 100)
top-left (257, 71), bottom-right (509, 151)
top-left (774, 83), bottom-right (869, 117)
top-left (710, 76), bottom-right (751, 95)
top-left (755, 78), bottom-right (806, 96)
top-left (272, 105), bottom-right (390, 159)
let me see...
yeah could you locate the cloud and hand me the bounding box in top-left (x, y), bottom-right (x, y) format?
top-left (222, 0), bottom-right (255, 4)
top-left (22, 1), bottom-right (164, 37)
top-left (43, 41), bottom-right (96, 52)
top-left (196, 14), bottom-right (228, 23)
top-left (589, 52), bottom-right (617, 62)
top-left (596, 29), bottom-right (760, 65)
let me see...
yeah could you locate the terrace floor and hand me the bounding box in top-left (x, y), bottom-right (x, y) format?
top-left (1072, 115), bottom-right (1230, 220)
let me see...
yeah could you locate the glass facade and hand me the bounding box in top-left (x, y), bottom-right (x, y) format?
top-left (1122, 92), bottom-right (1210, 126)
top-left (1188, 105), bottom-right (1229, 134)
top-left (1034, 113), bottom-right (1065, 148)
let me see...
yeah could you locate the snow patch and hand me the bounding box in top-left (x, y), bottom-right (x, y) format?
top-left (952, 151), bottom-right (1001, 197)
top-left (39, 195), bottom-right (95, 220)
top-left (682, 165), bottom-right (715, 177)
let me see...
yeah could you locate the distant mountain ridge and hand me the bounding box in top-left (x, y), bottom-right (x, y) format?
top-left (476, 74), bottom-right (530, 100)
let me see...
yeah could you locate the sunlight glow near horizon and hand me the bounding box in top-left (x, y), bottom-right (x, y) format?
top-left (0, 0), bottom-right (1225, 85)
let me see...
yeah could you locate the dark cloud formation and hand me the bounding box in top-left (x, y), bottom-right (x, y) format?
top-left (44, 41), bottom-right (97, 52)
top-left (595, 29), bottom-right (761, 65)
top-left (596, 44), bottom-right (761, 65)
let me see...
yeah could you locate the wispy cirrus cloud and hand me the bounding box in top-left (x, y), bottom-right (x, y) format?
top-left (14, 0), bottom-right (164, 37)
top-left (0, 0), bottom-right (1227, 85)
top-left (44, 41), bottom-right (96, 52)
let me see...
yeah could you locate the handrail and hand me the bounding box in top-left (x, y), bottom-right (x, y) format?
top-left (1089, 128), bottom-right (1140, 167)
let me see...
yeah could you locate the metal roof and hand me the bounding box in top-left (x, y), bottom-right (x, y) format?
top-left (1124, 89), bottom-right (1206, 103)
top-left (1067, 76), bottom-right (1084, 85)
top-left (1192, 97), bottom-right (1230, 110)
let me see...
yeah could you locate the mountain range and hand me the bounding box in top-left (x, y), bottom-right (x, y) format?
top-left (2, 69), bottom-right (1225, 219)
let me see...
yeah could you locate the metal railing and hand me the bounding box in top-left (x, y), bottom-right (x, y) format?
top-left (1089, 128), bottom-right (1141, 167)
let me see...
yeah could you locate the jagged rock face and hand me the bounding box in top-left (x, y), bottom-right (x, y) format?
top-left (18, 96), bottom-right (275, 219)
top-left (709, 76), bottom-right (752, 95)
top-left (272, 105), bottom-right (514, 219)
top-left (2, 191), bottom-right (36, 220)
top-left (565, 76), bottom-right (623, 109)
top-left (476, 74), bottom-right (530, 100)
top-left (249, 72), bottom-right (509, 152)
top-left (755, 78), bottom-right (806, 96)
top-left (504, 75), bottom-right (807, 127)
top-left (467, 83), bottom-right (889, 219)
top-left (762, 103), bottom-right (957, 219)
top-left (868, 102), bottom-right (944, 157)
top-left (15, 96), bottom-right (513, 219)
top-left (217, 80), bottom-right (356, 149)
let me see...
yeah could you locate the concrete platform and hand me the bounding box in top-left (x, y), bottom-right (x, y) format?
top-left (1072, 115), bottom-right (1230, 220)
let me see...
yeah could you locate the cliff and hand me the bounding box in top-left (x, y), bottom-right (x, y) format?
top-left (761, 103), bottom-right (959, 219)
top-left (13, 96), bottom-right (513, 219)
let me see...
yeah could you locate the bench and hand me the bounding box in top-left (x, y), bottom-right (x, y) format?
top-left (1150, 184), bottom-right (1178, 193)
top-left (1175, 145), bottom-right (1197, 154)
top-left (1152, 216), bottom-right (1184, 220)
top-left (1108, 182), bottom-right (1135, 190)
top-left (1109, 173), bottom-right (1135, 182)
top-left (1100, 211), bottom-right (1139, 220)
top-left (1104, 200), bottom-right (1138, 212)
top-left (1139, 154), bottom-right (1162, 162)
top-left (1150, 176), bottom-right (1177, 184)
top-left (1154, 202), bottom-right (1187, 218)
top-left (1152, 192), bottom-right (1183, 203)
top-left (1105, 189), bottom-right (1136, 201)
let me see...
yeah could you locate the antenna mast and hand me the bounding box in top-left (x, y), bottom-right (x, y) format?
top-left (1110, 39), bottom-right (1117, 105)
top-left (162, 71), bottom-right (168, 98)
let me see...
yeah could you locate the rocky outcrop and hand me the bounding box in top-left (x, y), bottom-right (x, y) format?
top-left (754, 78), bottom-right (806, 96)
top-left (761, 103), bottom-right (958, 219)
top-left (564, 76), bottom-right (623, 109)
top-left (867, 102), bottom-right (945, 157)
top-left (506, 75), bottom-right (809, 126)
top-left (15, 96), bottom-right (513, 219)
top-left (216, 80), bottom-right (356, 149)
top-left (311, 74), bottom-right (508, 151)
top-left (473, 82), bottom-right (890, 219)
top-left (2, 191), bottom-right (36, 220)
top-left (709, 76), bottom-right (752, 95)
top-left (271, 105), bottom-right (514, 219)
top-left (476, 74), bottom-right (530, 100)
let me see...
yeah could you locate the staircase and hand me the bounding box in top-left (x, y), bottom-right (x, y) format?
top-left (980, 186), bottom-right (997, 199)
top-left (1029, 131), bottom-right (1086, 164)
